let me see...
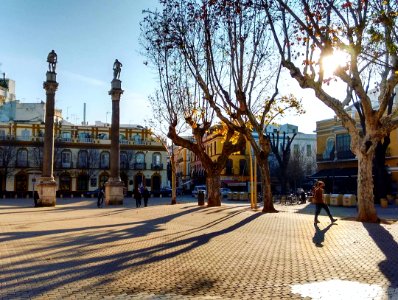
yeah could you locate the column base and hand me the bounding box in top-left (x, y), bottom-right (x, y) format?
top-left (36, 177), bottom-right (57, 207)
top-left (105, 180), bottom-right (124, 205)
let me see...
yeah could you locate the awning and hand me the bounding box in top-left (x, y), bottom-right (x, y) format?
top-left (309, 168), bottom-right (358, 179)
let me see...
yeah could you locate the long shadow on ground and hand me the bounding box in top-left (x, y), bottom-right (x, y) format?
top-left (0, 205), bottom-right (260, 298)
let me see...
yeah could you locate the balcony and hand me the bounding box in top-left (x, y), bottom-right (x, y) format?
top-left (134, 163), bottom-right (146, 170)
top-left (56, 161), bottom-right (73, 169)
top-left (151, 163), bottom-right (163, 170)
top-left (77, 138), bottom-right (94, 143)
top-left (336, 150), bottom-right (355, 160)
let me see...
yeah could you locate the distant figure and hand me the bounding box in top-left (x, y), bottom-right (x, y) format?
top-left (313, 181), bottom-right (337, 224)
top-left (143, 187), bottom-right (150, 207)
top-left (97, 186), bottom-right (105, 208)
top-left (47, 50), bottom-right (57, 72)
top-left (113, 59), bottom-right (122, 79)
top-left (133, 187), bottom-right (142, 208)
top-left (33, 191), bottom-right (39, 207)
top-left (300, 191), bottom-right (306, 204)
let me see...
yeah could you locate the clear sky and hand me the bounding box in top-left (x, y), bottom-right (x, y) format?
top-left (0, 0), bottom-right (335, 134)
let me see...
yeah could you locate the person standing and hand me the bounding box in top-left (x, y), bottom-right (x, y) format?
top-left (97, 186), bottom-right (105, 208)
top-left (143, 187), bottom-right (150, 207)
top-left (133, 187), bottom-right (142, 208)
top-left (313, 181), bottom-right (337, 224)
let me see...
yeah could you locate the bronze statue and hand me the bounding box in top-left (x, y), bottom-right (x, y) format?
top-left (113, 59), bottom-right (122, 80)
top-left (47, 50), bottom-right (57, 73)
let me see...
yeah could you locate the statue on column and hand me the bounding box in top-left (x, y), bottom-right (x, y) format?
top-left (113, 59), bottom-right (122, 80)
top-left (47, 50), bottom-right (57, 73)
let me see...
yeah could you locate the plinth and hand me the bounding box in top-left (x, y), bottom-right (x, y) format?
top-left (105, 178), bottom-right (124, 205)
top-left (36, 177), bottom-right (57, 206)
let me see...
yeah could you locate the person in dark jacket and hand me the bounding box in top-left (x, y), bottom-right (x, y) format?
top-left (143, 187), bottom-right (150, 207)
top-left (97, 186), bottom-right (105, 208)
top-left (134, 187), bottom-right (142, 208)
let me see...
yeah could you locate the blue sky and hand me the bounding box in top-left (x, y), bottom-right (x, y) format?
top-left (0, 0), bottom-right (335, 133)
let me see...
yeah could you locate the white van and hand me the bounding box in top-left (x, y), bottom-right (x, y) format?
top-left (192, 185), bottom-right (207, 198)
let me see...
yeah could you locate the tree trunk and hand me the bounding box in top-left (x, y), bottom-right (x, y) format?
top-left (206, 174), bottom-right (221, 207)
top-left (357, 152), bottom-right (379, 222)
top-left (259, 157), bottom-right (277, 213)
top-left (170, 155), bottom-right (177, 205)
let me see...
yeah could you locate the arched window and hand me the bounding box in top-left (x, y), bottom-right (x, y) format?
top-left (17, 148), bottom-right (28, 167)
top-left (78, 150), bottom-right (88, 168)
top-left (61, 150), bottom-right (72, 168)
top-left (100, 151), bottom-right (110, 169)
top-left (120, 151), bottom-right (129, 169)
top-left (135, 152), bottom-right (145, 169)
top-left (152, 152), bottom-right (162, 169)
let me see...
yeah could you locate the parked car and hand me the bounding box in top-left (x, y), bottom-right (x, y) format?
top-left (220, 188), bottom-right (232, 198)
top-left (160, 187), bottom-right (172, 197)
top-left (192, 185), bottom-right (207, 198)
top-left (84, 188), bottom-right (101, 198)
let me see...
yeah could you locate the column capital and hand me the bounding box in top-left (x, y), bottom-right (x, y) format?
top-left (109, 89), bottom-right (124, 101)
top-left (43, 80), bottom-right (59, 93)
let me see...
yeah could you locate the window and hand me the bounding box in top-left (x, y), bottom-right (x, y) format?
top-left (133, 133), bottom-right (141, 144)
top-left (225, 159), bottom-right (233, 175)
top-left (61, 131), bottom-right (72, 141)
top-left (214, 141), bottom-right (217, 155)
top-left (239, 159), bottom-right (248, 176)
top-left (336, 134), bottom-right (354, 159)
top-left (0, 130), bottom-right (5, 140)
top-left (120, 151), bottom-right (129, 169)
top-left (100, 151), bottom-right (110, 169)
top-left (17, 149), bottom-right (28, 167)
top-left (0, 149), bottom-right (3, 166)
top-left (306, 145), bottom-right (312, 157)
top-left (293, 144), bottom-right (299, 154)
top-left (21, 129), bottom-right (31, 141)
top-left (152, 152), bottom-right (161, 165)
top-left (78, 150), bottom-right (88, 168)
top-left (136, 152), bottom-right (145, 163)
top-left (61, 150), bottom-right (72, 168)
top-left (323, 138), bottom-right (335, 160)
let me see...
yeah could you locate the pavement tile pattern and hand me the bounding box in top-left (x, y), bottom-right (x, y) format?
top-left (1, 197), bottom-right (398, 299)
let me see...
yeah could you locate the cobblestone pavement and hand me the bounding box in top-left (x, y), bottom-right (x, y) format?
top-left (1, 197), bottom-right (398, 299)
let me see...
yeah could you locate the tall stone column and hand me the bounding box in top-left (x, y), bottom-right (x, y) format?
top-left (105, 59), bottom-right (124, 205)
top-left (36, 50), bottom-right (58, 206)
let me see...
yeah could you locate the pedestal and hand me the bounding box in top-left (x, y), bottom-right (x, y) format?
top-left (105, 179), bottom-right (124, 205)
top-left (36, 177), bottom-right (57, 206)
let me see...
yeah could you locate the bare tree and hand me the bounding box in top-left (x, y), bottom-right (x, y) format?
top-left (263, 0), bottom-right (398, 222)
top-left (142, 0), bottom-right (303, 212)
top-left (269, 131), bottom-right (297, 194)
top-left (141, 4), bottom-right (246, 206)
top-left (0, 144), bottom-right (16, 191)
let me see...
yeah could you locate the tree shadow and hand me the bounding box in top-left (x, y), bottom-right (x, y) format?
top-left (363, 223), bottom-right (398, 291)
top-left (312, 223), bottom-right (334, 247)
top-left (0, 206), bottom-right (261, 298)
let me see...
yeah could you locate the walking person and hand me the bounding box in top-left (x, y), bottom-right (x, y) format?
top-left (143, 187), bottom-right (150, 207)
top-left (313, 181), bottom-right (337, 224)
top-left (97, 185), bottom-right (105, 208)
top-left (133, 187), bottom-right (142, 208)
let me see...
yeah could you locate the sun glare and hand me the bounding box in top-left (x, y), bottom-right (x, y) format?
top-left (321, 50), bottom-right (349, 77)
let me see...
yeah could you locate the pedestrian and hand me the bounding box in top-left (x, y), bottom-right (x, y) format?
top-left (313, 181), bottom-right (337, 224)
top-left (97, 185), bottom-right (105, 208)
top-left (33, 191), bottom-right (39, 207)
top-left (134, 187), bottom-right (142, 208)
top-left (143, 187), bottom-right (150, 207)
top-left (300, 190), bottom-right (306, 204)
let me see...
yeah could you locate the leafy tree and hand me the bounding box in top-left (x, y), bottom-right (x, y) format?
top-left (263, 0), bottom-right (398, 222)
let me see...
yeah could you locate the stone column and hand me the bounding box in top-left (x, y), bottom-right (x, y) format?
top-left (36, 51), bottom-right (58, 206)
top-left (105, 76), bottom-right (124, 205)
